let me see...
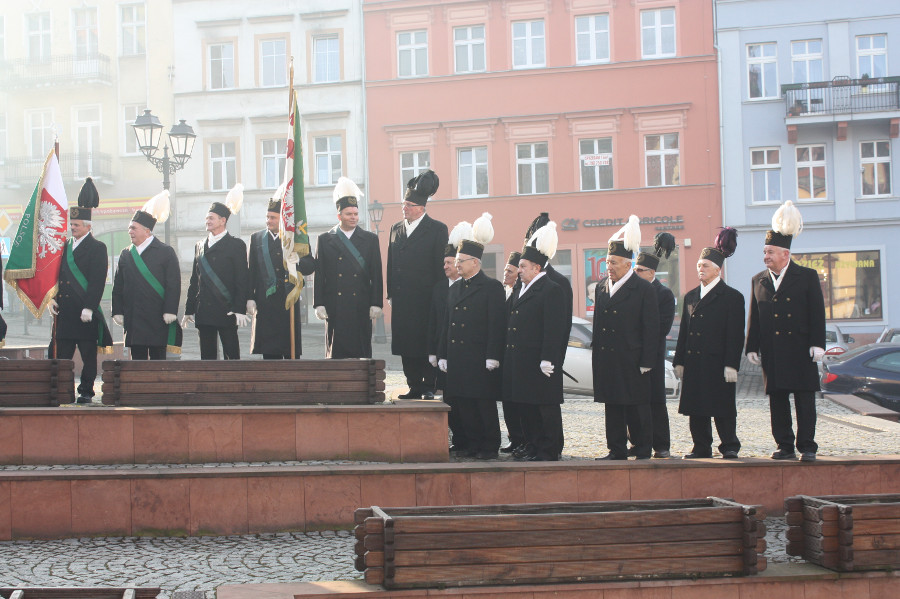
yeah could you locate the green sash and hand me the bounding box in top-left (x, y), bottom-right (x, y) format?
top-left (259, 233), bottom-right (278, 298)
top-left (130, 245), bottom-right (180, 353)
top-left (336, 228), bottom-right (367, 272)
top-left (198, 245), bottom-right (234, 309)
top-left (65, 239), bottom-right (112, 353)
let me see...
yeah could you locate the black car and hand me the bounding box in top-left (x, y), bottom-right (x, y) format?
top-left (821, 343), bottom-right (900, 412)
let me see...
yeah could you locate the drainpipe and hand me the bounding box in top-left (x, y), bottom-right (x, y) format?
top-left (712, 0), bottom-right (729, 283)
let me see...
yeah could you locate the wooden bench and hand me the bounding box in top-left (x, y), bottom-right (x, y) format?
top-left (0, 588), bottom-right (160, 599)
top-left (354, 497), bottom-right (767, 589)
top-left (101, 359), bottom-right (386, 406)
top-left (0, 360), bottom-right (75, 406)
top-left (785, 493), bottom-right (900, 571)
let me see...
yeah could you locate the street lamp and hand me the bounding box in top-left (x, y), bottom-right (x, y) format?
top-left (132, 110), bottom-right (196, 246)
top-left (368, 199), bottom-right (387, 343)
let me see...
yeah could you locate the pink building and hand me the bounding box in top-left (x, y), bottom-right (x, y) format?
top-left (363, 0), bottom-right (721, 320)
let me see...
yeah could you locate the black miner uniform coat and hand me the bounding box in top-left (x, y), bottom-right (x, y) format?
top-left (746, 260), bottom-right (826, 394)
top-left (592, 273), bottom-right (660, 406)
top-left (545, 264), bottom-right (573, 366)
top-left (57, 233), bottom-right (111, 343)
top-left (427, 278), bottom-right (456, 389)
top-left (387, 214), bottom-right (449, 356)
top-left (674, 281), bottom-right (746, 418)
top-left (439, 271), bottom-right (506, 399)
top-left (185, 233), bottom-right (250, 327)
top-left (247, 229), bottom-right (302, 356)
top-left (313, 226), bottom-right (383, 359)
top-left (502, 275), bottom-right (567, 405)
top-left (650, 279), bottom-right (676, 403)
top-left (112, 238), bottom-right (181, 348)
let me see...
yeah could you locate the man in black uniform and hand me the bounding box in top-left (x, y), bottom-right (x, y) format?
top-left (746, 201), bottom-right (826, 462)
top-left (500, 251), bottom-right (525, 454)
top-left (313, 177), bottom-right (383, 358)
top-left (387, 170), bottom-right (449, 398)
top-left (49, 178), bottom-right (112, 403)
top-left (247, 197), bottom-right (314, 359)
top-left (183, 185), bottom-right (250, 360)
top-left (112, 191), bottom-right (182, 360)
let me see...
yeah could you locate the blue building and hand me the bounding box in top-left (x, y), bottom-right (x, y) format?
top-left (717, 0), bottom-right (900, 341)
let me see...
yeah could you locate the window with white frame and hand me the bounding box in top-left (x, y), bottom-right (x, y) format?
top-left (458, 146), bottom-right (488, 197)
top-left (400, 151), bottom-right (430, 191)
top-left (641, 9), bottom-right (675, 59)
top-left (517, 142), bottom-right (549, 194)
top-left (26, 109), bottom-right (54, 160)
top-left (580, 138), bottom-right (613, 191)
top-left (261, 138), bottom-right (287, 189)
top-left (397, 30), bottom-right (427, 78)
top-left (645, 133), bottom-right (679, 187)
top-left (209, 42), bottom-right (235, 90)
top-left (575, 14), bottom-right (609, 64)
top-left (747, 42), bottom-right (777, 99)
top-left (454, 25), bottom-right (485, 73)
top-left (123, 104), bottom-right (146, 155)
top-left (74, 105), bottom-right (101, 178)
top-left (860, 141), bottom-right (891, 197)
top-left (314, 135), bottom-right (342, 185)
top-left (73, 7), bottom-right (98, 59)
top-left (796, 144), bottom-right (826, 200)
top-left (120, 3), bottom-right (145, 56)
top-left (210, 141), bottom-right (237, 191)
top-left (750, 148), bottom-right (781, 204)
top-left (313, 35), bottom-right (340, 83)
top-left (857, 34), bottom-right (887, 79)
top-left (513, 20), bottom-right (545, 69)
top-left (260, 38), bottom-right (286, 87)
top-left (0, 113), bottom-right (7, 164)
top-left (791, 39), bottom-right (824, 109)
top-left (26, 13), bottom-right (51, 62)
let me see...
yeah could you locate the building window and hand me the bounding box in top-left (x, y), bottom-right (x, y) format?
top-left (796, 144), bottom-right (826, 200)
top-left (512, 20), bottom-right (545, 69)
top-left (750, 148), bottom-right (781, 204)
top-left (517, 142), bottom-right (549, 194)
top-left (857, 34), bottom-right (887, 79)
top-left (400, 151), bottom-right (430, 191)
top-left (123, 104), bottom-right (146, 155)
top-left (860, 141), bottom-right (891, 197)
top-left (454, 25), bottom-right (485, 73)
top-left (74, 106), bottom-right (101, 178)
top-left (26, 109), bottom-right (53, 160)
top-left (575, 14), bottom-right (609, 64)
top-left (260, 38), bottom-right (286, 87)
top-left (791, 39), bottom-right (824, 110)
top-left (73, 7), bottom-right (98, 59)
top-left (261, 138), bottom-right (286, 189)
top-left (747, 42), bottom-right (777, 99)
top-left (209, 42), bottom-right (235, 90)
top-left (26, 13), bottom-right (51, 62)
top-left (120, 3), bottom-right (145, 56)
top-left (314, 135), bottom-right (342, 185)
top-left (313, 35), bottom-right (340, 83)
top-left (0, 113), bottom-right (7, 164)
top-left (458, 146), bottom-right (488, 197)
top-left (641, 8), bottom-right (675, 59)
top-left (210, 141), bottom-right (237, 191)
top-left (580, 138), bottom-right (613, 191)
top-left (645, 133), bottom-right (679, 187)
top-left (793, 251), bottom-right (883, 320)
top-left (397, 30), bottom-right (427, 78)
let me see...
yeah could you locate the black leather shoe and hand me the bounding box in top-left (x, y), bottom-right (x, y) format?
top-left (475, 451), bottom-right (498, 460)
top-left (800, 452), bottom-right (817, 462)
top-left (448, 445), bottom-right (469, 455)
top-left (527, 454), bottom-right (559, 462)
top-left (722, 450), bottom-right (739, 459)
top-left (512, 444), bottom-right (535, 459)
top-left (397, 392), bottom-right (422, 399)
top-left (422, 391), bottom-right (435, 400)
top-left (76, 396), bottom-right (93, 404)
top-left (633, 454), bottom-right (651, 460)
top-left (771, 449), bottom-right (797, 460)
top-left (627, 446), bottom-right (638, 457)
top-left (653, 450), bottom-right (671, 459)
top-left (500, 444), bottom-right (519, 454)
top-left (595, 454), bottom-right (628, 461)
top-left (683, 452), bottom-right (713, 459)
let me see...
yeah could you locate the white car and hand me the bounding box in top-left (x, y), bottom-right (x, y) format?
top-left (563, 316), bottom-right (681, 399)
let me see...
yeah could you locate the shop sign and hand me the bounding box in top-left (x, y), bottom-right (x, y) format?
top-left (561, 215), bottom-right (685, 232)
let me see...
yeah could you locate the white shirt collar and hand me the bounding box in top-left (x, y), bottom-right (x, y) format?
top-left (136, 235), bottom-right (154, 255)
top-left (770, 261), bottom-right (790, 291)
top-left (268, 230), bottom-right (279, 241)
top-left (700, 276), bottom-right (721, 298)
top-left (207, 230), bottom-right (227, 247)
top-left (608, 268), bottom-right (634, 298)
top-left (339, 226), bottom-right (356, 238)
top-left (71, 232), bottom-right (89, 250)
top-left (404, 213), bottom-right (425, 236)
top-left (519, 270), bottom-right (547, 298)
top-left (448, 276), bottom-right (459, 287)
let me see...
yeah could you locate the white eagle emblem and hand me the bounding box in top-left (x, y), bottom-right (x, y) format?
top-left (37, 200), bottom-right (67, 259)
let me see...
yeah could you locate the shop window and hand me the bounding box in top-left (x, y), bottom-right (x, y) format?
top-left (793, 250), bottom-right (882, 320)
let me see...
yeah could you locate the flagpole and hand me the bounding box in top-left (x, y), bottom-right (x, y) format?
top-left (288, 57), bottom-right (296, 360)
top-left (51, 137), bottom-right (60, 361)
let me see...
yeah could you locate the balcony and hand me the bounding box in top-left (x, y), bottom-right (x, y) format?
top-left (0, 54), bottom-right (113, 88)
top-left (1, 153), bottom-right (113, 187)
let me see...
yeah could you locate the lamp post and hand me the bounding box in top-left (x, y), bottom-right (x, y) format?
top-left (368, 199), bottom-right (387, 343)
top-left (132, 110), bottom-right (196, 246)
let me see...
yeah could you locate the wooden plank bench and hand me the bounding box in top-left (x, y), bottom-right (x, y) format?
top-left (353, 497), bottom-right (767, 589)
top-left (101, 359), bottom-right (386, 406)
top-left (785, 493), bottom-right (900, 571)
top-left (0, 360), bottom-right (75, 407)
top-left (0, 588), bottom-right (160, 599)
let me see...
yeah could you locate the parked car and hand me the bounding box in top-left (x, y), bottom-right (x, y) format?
top-left (821, 343), bottom-right (900, 412)
top-left (563, 317), bottom-right (681, 399)
top-left (876, 327), bottom-right (900, 344)
top-left (823, 323), bottom-right (855, 358)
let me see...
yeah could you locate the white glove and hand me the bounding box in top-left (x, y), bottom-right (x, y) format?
top-left (486, 359), bottom-right (500, 371)
top-left (747, 352), bottom-right (760, 365)
top-left (369, 306), bottom-right (383, 319)
top-left (640, 367), bottom-right (651, 374)
top-left (163, 313), bottom-right (177, 325)
top-left (234, 313), bottom-right (250, 327)
top-left (674, 365), bottom-right (684, 379)
top-left (724, 366), bottom-right (738, 383)
top-left (246, 300), bottom-right (257, 316)
top-left (287, 252), bottom-right (300, 265)
top-left (315, 306), bottom-right (327, 320)
top-left (80, 308), bottom-right (93, 323)
top-left (48, 298), bottom-right (59, 316)
top-left (113, 315), bottom-right (124, 326)
top-left (438, 359), bottom-right (448, 372)
top-left (810, 346), bottom-right (825, 362)
top-left (428, 355), bottom-right (437, 367)
top-left (181, 315), bottom-right (194, 328)
top-left (540, 360), bottom-right (554, 377)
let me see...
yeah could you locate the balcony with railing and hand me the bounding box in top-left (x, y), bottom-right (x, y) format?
top-left (1, 153), bottom-right (113, 187)
top-left (0, 54), bottom-right (113, 88)
top-left (782, 76), bottom-right (900, 119)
